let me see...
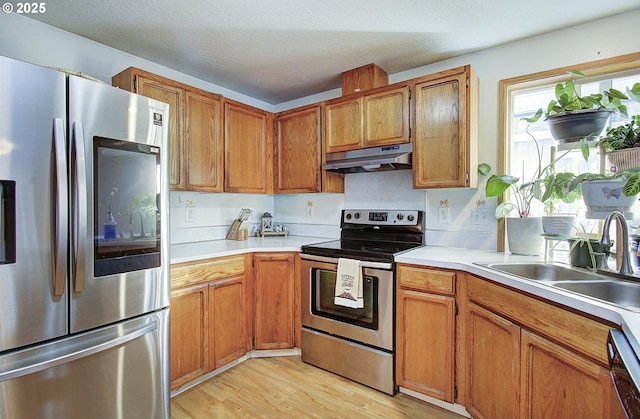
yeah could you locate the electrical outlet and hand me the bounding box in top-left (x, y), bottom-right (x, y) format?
top-left (185, 206), bottom-right (195, 223)
top-left (472, 208), bottom-right (489, 225)
top-left (438, 207), bottom-right (450, 224)
top-left (306, 206), bottom-right (314, 218)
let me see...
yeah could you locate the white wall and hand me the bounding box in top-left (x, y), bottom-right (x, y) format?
top-left (2, 11), bottom-right (639, 248)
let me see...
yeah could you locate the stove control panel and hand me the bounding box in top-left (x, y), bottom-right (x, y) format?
top-left (343, 210), bottom-right (420, 226)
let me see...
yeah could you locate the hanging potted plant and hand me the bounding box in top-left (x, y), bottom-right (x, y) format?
top-left (539, 70), bottom-right (629, 143)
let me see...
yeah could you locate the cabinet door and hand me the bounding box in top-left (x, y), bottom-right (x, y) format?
top-left (224, 102), bottom-right (272, 193)
top-left (324, 97), bottom-right (363, 152)
top-left (185, 91), bottom-right (223, 192)
top-left (253, 253), bottom-right (295, 349)
top-left (209, 275), bottom-right (249, 369)
top-left (413, 67), bottom-right (478, 188)
top-left (274, 106), bottom-right (321, 193)
top-left (520, 330), bottom-right (613, 419)
top-left (467, 302), bottom-right (521, 419)
top-left (363, 85), bottom-right (410, 147)
top-left (396, 288), bottom-right (455, 402)
top-left (169, 284), bottom-right (208, 390)
top-left (136, 76), bottom-right (185, 190)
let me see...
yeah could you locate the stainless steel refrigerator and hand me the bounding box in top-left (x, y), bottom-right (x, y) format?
top-left (0, 55), bottom-right (170, 419)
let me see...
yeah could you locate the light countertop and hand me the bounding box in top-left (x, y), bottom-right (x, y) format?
top-left (171, 237), bottom-right (640, 361)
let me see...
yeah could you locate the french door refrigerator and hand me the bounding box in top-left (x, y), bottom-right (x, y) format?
top-left (0, 55), bottom-right (171, 419)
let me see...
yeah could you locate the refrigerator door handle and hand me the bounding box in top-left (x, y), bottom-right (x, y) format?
top-left (0, 320), bottom-right (157, 382)
top-left (72, 121), bottom-right (87, 292)
top-left (53, 118), bottom-right (68, 296)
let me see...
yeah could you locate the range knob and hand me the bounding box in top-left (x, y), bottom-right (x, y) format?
top-left (407, 214), bottom-right (415, 222)
top-left (353, 212), bottom-right (361, 219)
top-left (345, 213), bottom-right (352, 220)
top-left (396, 213), bottom-right (404, 220)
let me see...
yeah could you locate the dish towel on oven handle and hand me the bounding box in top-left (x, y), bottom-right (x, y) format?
top-left (334, 258), bottom-right (364, 308)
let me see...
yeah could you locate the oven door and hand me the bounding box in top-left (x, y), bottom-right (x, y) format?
top-left (301, 255), bottom-right (394, 351)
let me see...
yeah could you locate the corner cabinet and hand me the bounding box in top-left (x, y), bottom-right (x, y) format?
top-left (412, 65), bottom-right (479, 189)
top-left (396, 264), bottom-right (456, 403)
top-left (224, 100), bottom-right (273, 193)
top-left (252, 253), bottom-right (297, 350)
top-left (274, 105), bottom-right (321, 193)
top-left (169, 255), bottom-right (250, 390)
top-left (112, 67), bottom-right (223, 192)
top-left (323, 84), bottom-right (410, 153)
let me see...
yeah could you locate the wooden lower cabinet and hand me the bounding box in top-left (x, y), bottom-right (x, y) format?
top-left (169, 284), bottom-right (208, 389)
top-left (169, 255), bottom-right (249, 390)
top-left (253, 253), bottom-right (296, 350)
top-left (465, 274), bottom-right (623, 419)
top-left (396, 264), bottom-right (456, 402)
top-left (467, 302), bottom-right (520, 419)
top-left (209, 275), bottom-right (249, 369)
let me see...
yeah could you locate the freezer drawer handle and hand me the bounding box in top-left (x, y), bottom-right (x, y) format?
top-left (53, 118), bottom-right (68, 296)
top-left (72, 121), bottom-right (87, 292)
top-left (0, 320), bottom-right (157, 382)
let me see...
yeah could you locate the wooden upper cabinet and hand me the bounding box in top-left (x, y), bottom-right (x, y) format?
top-left (274, 106), bottom-right (321, 193)
top-left (324, 84), bottom-right (410, 153)
top-left (412, 65), bottom-right (479, 189)
top-left (363, 85), bottom-right (410, 148)
top-left (112, 67), bottom-right (223, 192)
top-left (224, 100), bottom-right (273, 193)
top-left (324, 97), bottom-right (363, 153)
top-left (342, 63), bottom-right (388, 96)
top-left (185, 91), bottom-right (223, 192)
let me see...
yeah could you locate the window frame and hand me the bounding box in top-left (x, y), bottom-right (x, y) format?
top-left (497, 52), bottom-right (640, 251)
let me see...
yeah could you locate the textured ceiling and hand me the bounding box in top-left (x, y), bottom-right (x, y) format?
top-left (29, 0), bottom-right (640, 104)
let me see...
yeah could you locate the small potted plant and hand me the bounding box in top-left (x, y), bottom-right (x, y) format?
top-left (537, 70), bottom-right (629, 143)
top-left (566, 223), bottom-right (612, 270)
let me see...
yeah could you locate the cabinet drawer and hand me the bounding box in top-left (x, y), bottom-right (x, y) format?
top-left (171, 255), bottom-right (246, 289)
top-left (397, 264), bottom-right (455, 295)
top-left (467, 274), bottom-right (615, 367)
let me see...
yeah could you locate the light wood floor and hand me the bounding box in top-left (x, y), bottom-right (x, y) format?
top-left (170, 356), bottom-right (466, 419)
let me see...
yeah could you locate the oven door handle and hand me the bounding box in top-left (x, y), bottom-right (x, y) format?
top-left (300, 254), bottom-right (392, 270)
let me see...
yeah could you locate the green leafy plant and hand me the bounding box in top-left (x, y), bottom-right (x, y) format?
top-left (478, 119), bottom-right (589, 219)
top-left (599, 120), bottom-right (640, 152)
top-left (542, 70), bottom-right (629, 118)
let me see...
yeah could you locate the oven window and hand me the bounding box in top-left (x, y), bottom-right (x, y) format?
top-left (310, 268), bottom-right (378, 330)
top-left (93, 136), bottom-right (161, 277)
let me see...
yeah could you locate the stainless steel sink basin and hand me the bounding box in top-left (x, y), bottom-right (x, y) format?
top-left (553, 281), bottom-right (640, 310)
top-left (478, 262), bottom-right (602, 282)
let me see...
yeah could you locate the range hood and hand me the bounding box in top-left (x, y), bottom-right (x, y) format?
top-left (323, 143), bottom-right (412, 173)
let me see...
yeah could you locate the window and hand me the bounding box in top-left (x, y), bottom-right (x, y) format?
top-left (497, 53), bottom-right (640, 252)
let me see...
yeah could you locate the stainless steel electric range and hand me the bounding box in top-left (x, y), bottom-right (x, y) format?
top-left (300, 209), bottom-right (424, 395)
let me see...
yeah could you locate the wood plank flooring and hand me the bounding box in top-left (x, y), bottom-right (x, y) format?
top-left (171, 356), bottom-right (466, 419)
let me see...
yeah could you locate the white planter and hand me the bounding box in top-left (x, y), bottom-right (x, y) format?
top-left (581, 179), bottom-right (637, 219)
top-left (541, 215), bottom-right (576, 237)
top-left (506, 217), bottom-right (545, 256)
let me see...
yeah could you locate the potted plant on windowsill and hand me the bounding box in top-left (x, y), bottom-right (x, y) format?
top-left (539, 71), bottom-right (629, 143)
top-left (565, 171), bottom-right (640, 218)
top-left (599, 83), bottom-right (640, 172)
top-left (566, 223), bottom-right (612, 270)
top-left (478, 136), bottom-right (588, 255)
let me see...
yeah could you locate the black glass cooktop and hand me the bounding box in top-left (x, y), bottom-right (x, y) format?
top-left (301, 239), bottom-right (423, 263)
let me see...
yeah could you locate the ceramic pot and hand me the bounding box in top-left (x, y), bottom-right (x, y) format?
top-left (506, 217), bottom-right (545, 256)
top-left (545, 109), bottom-right (612, 143)
top-left (568, 238), bottom-right (611, 269)
top-left (581, 179), bottom-right (637, 218)
top-left (541, 215), bottom-right (576, 237)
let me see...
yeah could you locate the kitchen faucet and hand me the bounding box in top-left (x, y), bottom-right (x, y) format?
top-left (599, 211), bottom-right (633, 276)
top-left (129, 209), bottom-right (146, 238)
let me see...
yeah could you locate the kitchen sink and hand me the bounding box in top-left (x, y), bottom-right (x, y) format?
top-left (477, 262), bottom-right (602, 282)
top-left (477, 261), bottom-right (640, 310)
top-left (553, 281), bottom-right (640, 310)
